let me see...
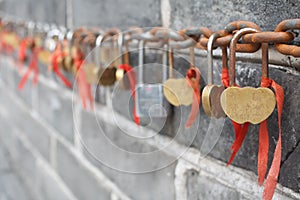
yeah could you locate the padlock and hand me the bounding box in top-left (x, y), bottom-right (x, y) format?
top-left (202, 32), bottom-right (227, 118)
top-left (220, 28), bottom-right (276, 124)
top-left (163, 46), bottom-right (194, 106)
top-left (44, 29), bottom-right (65, 69)
top-left (81, 33), bottom-right (99, 84)
top-left (3, 32), bottom-right (20, 50)
top-left (115, 32), bottom-right (132, 90)
top-left (34, 31), bottom-right (52, 65)
top-left (135, 40), bottom-right (168, 117)
top-left (62, 31), bottom-right (76, 73)
top-left (97, 32), bottom-right (117, 86)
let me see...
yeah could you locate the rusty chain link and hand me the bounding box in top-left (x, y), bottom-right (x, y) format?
top-left (0, 19), bottom-right (300, 57)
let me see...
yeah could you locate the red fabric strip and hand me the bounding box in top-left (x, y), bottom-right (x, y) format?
top-left (227, 121), bottom-right (250, 166)
top-left (18, 38), bottom-right (28, 64)
top-left (74, 49), bottom-right (94, 110)
top-left (118, 64), bottom-right (140, 125)
top-left (223, 67), bottom-right (250, 166)
top-left (185, 68), bottom-right (201, 128)
top-left (258, 120), bottom-right (269, 185)
top-left (52, 49), bottom-right (72, 88)
top-left (261, 77), bottom-right (284, 200)
top-left (18, 47), bottom-right (39, 90)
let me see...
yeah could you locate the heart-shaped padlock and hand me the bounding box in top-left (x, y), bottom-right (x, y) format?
top-left (220, 28), bottom-right (276, 124)
top-left (163, 46), bottom-right (194, 106)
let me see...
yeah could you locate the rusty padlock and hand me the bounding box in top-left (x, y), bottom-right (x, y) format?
top-left (220, 28), bottom-right (276, 124)
top-left (202, 32), bottom-right (227, 118)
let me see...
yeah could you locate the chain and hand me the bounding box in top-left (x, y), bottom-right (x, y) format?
top-left (0, 18), bottom-right (300, 57)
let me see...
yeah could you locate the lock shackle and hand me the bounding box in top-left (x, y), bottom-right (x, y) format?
top-left (138, 39), bottom-right (145, 84)
top-left (168, 45), bottom-right (174, 78)
top-left (138, 39), bottom-right (169, 85)
top-left (118, 32), bottom-right (126, 64)
top-left (207, 32), bottom-right (228, 85)
top-left (229, 28), bottom-right (261, 86)
top-left (94, 31), bottom-right (115, 66)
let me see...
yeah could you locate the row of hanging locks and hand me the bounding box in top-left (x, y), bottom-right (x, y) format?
top-left (1, 18), bottom-right (300, 200)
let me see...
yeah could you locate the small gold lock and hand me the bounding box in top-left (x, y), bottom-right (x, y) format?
top-left (220, 28), bottom-right (276, 124)
top-left (38, 50), bottom-right (52, 65)
top-left (82, 63), bottom-right (99, 84)
top-left (3, 32), bottom-right (20, 50)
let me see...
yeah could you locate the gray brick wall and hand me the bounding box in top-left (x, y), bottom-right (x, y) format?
top-left (0, 0), bottom-right (299, 199)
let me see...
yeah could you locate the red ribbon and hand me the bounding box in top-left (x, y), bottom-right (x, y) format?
top-left (18, 38), bottom-right (28, 65)
top-left (222, 67), bottom-right (250, 166)
top-left (118, 64), bottom-right (140, 126)
top-left (223, 61), bottom-right (284, 200)
top-left (74, 49), bottom-right (94, 110)
top-left (261, 77), bottom-right (284, 200)
top-left (51, 47), bottom-right (72, 88)
top-left (185, 68), bottom-right (201, 128)
top-left (18, 46), bottom-right (39, 90)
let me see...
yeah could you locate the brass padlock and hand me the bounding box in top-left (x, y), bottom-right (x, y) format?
top-left (202, 32), bottom-right (227, 118)
top-left (62, 31), bottom-right (76, 73)
top-left (220, 28), bottom-right (276, 124)
top-left (163, 46), bottom-right (195, 106)
top-left (3, 32), bottom-right (20, 50)
top-left (35, 34), bottom-right (52, 65)
top-left (96, 32), bottom-right (117, 86)
top-left (115, 32), bottom-right (132, 90)
top-left (81, 33), bottom-right (100, 84)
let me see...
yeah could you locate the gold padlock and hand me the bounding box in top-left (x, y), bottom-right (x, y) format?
top-left (96, 31), bottom-right (118, 86)
top-left (38, 49), bottom-right (52, 65)
top-left (115, 32), bottom-right (132, 90)
top-left (3, 32), bottom-right (20, 49)
top-left (163, 46), bottom-right (194, 106)
top-left (220, 28), bottom-right (276, 124)
top-left (62, 45), bottom-right (76, 73)
top-left (202, 32), bottom-right (227, 118)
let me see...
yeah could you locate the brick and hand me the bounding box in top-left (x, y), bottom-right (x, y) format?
top-left (186, 170), bottom-right (240, 200)
top-left (168, 0), bottom-right (300, 31)
top-left (0, 84), bottom-right (50, 161)
top-left (0, 125), bottom-right (77, 200)
top-left (279, 143), bottom-right (300, 192)
top-left (2, 0), bottom-right (66, 25)
top-left (72, 0), bottom-right (161, 28)
top-left (56, 142), bottom-right (111, 200)
top-left (0, 173), bottom-right (34, 200)
top-left (12, 66), bottom-right (33, 107)
top-left (80, 109), bottom-right (176, 200)
top-left (37, 81), bottom-right (74, 143)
